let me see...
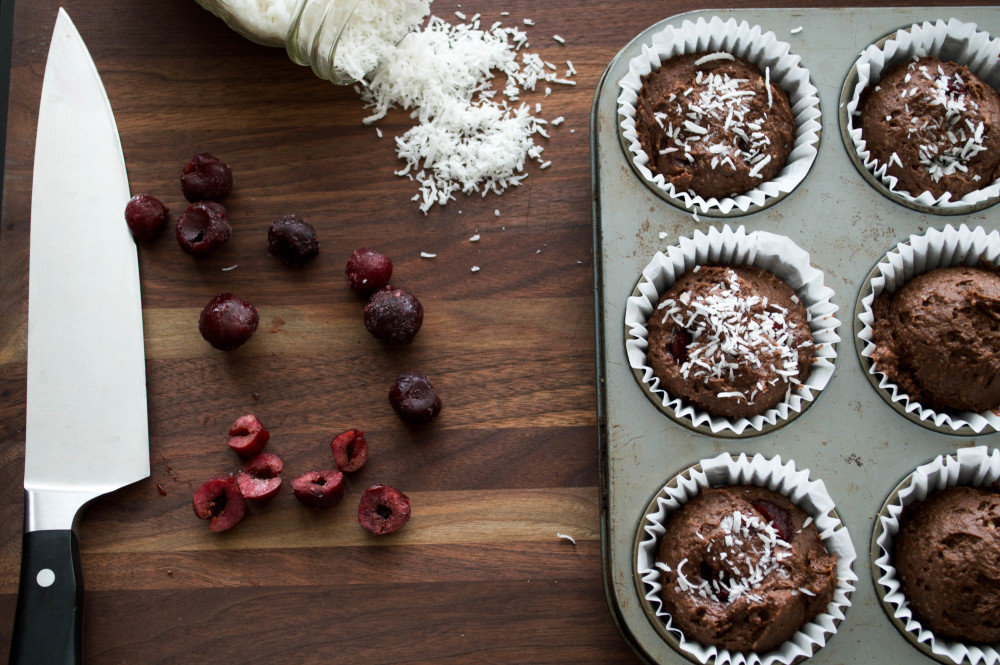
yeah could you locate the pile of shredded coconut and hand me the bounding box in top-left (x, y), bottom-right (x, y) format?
top-left (352, 10), bottom-right (575, 213)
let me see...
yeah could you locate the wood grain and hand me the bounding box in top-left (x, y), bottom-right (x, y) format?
top-left (0, 0), bottom-right (990, 663)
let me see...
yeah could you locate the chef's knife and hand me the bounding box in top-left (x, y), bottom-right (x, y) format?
top-left (9, 8), bottom-right (149, 664)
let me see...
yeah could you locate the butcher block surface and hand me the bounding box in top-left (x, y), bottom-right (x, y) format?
top-left (0, 0), bottom-right (988, 663)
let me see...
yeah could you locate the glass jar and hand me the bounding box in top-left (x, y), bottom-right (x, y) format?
top-left (194, 0), bottom-right (365, 85)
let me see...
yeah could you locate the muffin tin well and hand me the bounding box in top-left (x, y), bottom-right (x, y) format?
top-left (854, 224), bottom-right (1000, 436)
top-left (625, 226), bottom-right (840, 438)
top-left (617, 16), bottom-right (823, 217)
top-left (593, 6), bottom-right (1000, 665)
top-left (635, 453), bottom-right (858, 665)
top-left (871, 447), bottom-right (1000, 665)
top-left (839, 19), bottom-right (1000, 215)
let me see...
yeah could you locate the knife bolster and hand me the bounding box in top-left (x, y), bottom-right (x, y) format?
top-left (23, 488), bottom-right (98, 532)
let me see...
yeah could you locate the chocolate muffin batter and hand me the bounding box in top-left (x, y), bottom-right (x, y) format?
top-left (871, 265), bottom-right (1000, 413)
top-left (657, 486), bottom-right (838, 653)
top-left (859, 56), bottom-right (1000, 199)
top-left (896, 486), bottom-right (1000, 643)
top-left (634, 52), bottom-right (796, 200)
top-left (646, 265), bottom-right (814, 419)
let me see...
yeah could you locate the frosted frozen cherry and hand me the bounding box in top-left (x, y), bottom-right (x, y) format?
top-left (364, 286), bottom-right (423, 344)
top-left (176, 201), bottom-right (231, 255)
top-left (199, 293), bottom-right (259, 351)
top-left (389, 371), bottom-right (442, 423)
top-left (268, 214), bottom-right (319, 266)
top-left (345, 248), bottom-right (393, 294)
top-left (180, 152), bottom-right (233, 202)
top-left (124, 193), bottom-right (169, 242)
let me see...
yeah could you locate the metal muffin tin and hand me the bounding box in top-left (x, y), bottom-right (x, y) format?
top-left (592, 7), bottom-right (1000, 665)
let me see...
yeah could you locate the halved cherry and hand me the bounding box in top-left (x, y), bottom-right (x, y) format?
top-left (290, 470), bottom-right (345, 509)
top-left (331, 429), bottom-right (368, 473)
top-left (236, 453), bottom-right (283, 500)
top-left (192, 474), bottom-right (246, 532)
top-left (358, 485), bottom-right (411, 536)
top-left (227, 414), bottom-right (269, 457)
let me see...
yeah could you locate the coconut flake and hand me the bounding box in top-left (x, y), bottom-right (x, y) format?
top-left (694, 52), bottom-right (736, 66)
top-left (358, 12), bottom-right (574, 213)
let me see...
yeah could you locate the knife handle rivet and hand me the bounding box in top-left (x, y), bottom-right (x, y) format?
top-left (35, 568), bottom-right (56, 588)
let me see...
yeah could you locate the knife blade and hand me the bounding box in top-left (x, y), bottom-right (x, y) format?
top-left (10, 8), bottom-right (149, 664)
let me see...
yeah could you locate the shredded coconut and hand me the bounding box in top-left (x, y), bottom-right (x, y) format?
top-left (694, 52), bottom-right (736, 66)
top-left (358, 12), bottom-right (575, 212)
top-left (657, 268), bottom-right (807, 393)
top-left (666, 508), bottom-right (793, 605)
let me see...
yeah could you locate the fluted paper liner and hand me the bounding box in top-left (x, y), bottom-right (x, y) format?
top-left (617, 16), bottom-right (822, 215)
top-left (845, 19), bottom-right (1000, 210)
top-left (637, 453), bottom-right (857, 665)
top-left (625, 225), bottom-right (840, 435)
top-left (873, 446), bottom-right (1000, 665)
top-left (856, 224), bottom-right (1000, 433)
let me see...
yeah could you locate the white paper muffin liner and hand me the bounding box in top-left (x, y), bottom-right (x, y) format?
top-left (625, 225), bottom-right (840, 436)
top-left (873, 446), bottom-right (1000, 665)
top-left (856, 224), bottom-right (1000, 433)
top-left (637, 452), bottom-right (857, 665)
top-left (617, 16), bottom-right (822, 215)
top-left (845, 19), bottom-right (1000, 210)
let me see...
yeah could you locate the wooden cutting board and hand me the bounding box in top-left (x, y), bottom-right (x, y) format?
top-left (0, 0), bottom-right (989, 663)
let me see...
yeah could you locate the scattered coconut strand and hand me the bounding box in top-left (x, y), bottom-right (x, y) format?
top-left (354, 12), bottom-right (575, 213)
top-left (556, 532), bottom-right (577, 544)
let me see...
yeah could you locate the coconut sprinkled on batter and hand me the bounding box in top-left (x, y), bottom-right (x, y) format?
top-left (656, 268), bottom-right (805, 402)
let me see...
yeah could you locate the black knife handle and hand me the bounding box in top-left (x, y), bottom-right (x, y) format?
top-left (8, 530), bottom-right (83, 665)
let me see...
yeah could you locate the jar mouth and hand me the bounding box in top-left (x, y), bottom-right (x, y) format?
top-left (285, 0), bottom-right (365, 84)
